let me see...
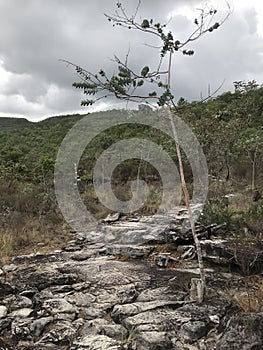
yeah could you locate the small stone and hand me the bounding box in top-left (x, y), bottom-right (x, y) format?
top-left (209, 315), bottom-right (220, 324)
top-left (10, 308), bottom-right (33, 318)
top-left (0, 305), bottom-right (7, 319)
top-left (2, 264), bottom-right (17, 272)
top-left (102, 212), bottom-right (121, 223)
top-left (31, 316), bottom-right (54, 337)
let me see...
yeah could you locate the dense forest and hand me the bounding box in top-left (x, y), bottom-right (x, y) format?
top-left (0, 81), bottom-right (262, 261)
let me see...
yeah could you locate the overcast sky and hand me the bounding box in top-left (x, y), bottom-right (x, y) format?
top-left (1, 0), bottom-right (263, 121)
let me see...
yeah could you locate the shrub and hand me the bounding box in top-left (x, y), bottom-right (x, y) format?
top-left (245, 200), bottom-right (263, 235)
top-left (200, 197), bottom-right (244, 232)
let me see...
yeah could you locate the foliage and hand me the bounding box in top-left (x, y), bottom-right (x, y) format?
top-left (64, 1), bottom-right (229, 108)
top-left (0, 80), bottom-right (263, 261)
top-left (200, 197), bottom-right (244, 232)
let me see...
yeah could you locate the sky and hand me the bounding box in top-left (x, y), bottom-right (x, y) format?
top-left (0, 0), bottom-right (263, 121)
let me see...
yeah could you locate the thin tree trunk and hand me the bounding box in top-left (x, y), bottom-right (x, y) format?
top-left (251, 150), bottom-right (257, 191)
top-left (166, 51), bottom-right (206, 302)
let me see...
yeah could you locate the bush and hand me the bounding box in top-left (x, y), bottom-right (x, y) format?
top-left (245, 200), bottom-right (263, 234)
top-left (200, 197), bottom-right (244, 232)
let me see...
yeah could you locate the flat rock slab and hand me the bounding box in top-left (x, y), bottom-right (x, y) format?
top-left (0, 210), bottom-right (262, 349)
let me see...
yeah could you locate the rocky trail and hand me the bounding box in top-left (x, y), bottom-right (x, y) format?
top-left (0, 208), bottom-right (262, 349)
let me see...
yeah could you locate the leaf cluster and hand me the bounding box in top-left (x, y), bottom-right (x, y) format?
top-left (65, 1), bottom-right (230, 107)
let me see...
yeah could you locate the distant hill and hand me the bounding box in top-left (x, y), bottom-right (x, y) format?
top-left (0, 117), bottom-right (32, 130)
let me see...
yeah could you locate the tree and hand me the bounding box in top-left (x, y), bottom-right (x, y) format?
top-left (64, 1), bottom-right (231, 302)
top-left (234, 128), bottom-right (263, 191)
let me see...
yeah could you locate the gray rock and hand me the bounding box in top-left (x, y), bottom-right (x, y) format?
top-left (106, 245), bottom-right (153, 259)
top-left (136, 331), bottom-right (172, 350)
top-left (10, 308), bottom-right (33, 318)
top-left (82, 318), bottom-right (127, 340)
top-left (71, 334), bottom-right (120, 350)
top-left (31, 316), bottom-right (54, 337)
top-left (11, 317), bottom-right (33, 340)
top-left (1, 208), bottom-right (262, 350)
top-left (3, 295), bottom-right (33, 311)
top-left (0, 305), bottom-right (7, 318)
top-left (67, 292), bottom-right (96, 307)
top-left (42, 298), bottom-right (77, 321)
top-left (102, 212), bottom-right (121, 223)
top-left (153, 253), bottom-right (178, 267)
top-left (2, 264), bottom-right (17, 273)
top-left (0, 282), bottom-right (13, 297)
top-left (0, 317), bottom-right (12, 333)
top-left (112, 300), bottom-right (188, 320)
top-left (37, 320), bottom-right (76, 344)
top-left (181, 246), bottom-right (196, 260)
top-left (180, 321), bottom-right (208, 343)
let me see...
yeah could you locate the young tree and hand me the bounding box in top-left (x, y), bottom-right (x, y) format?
top-left (64, 1), bottom-right (230, 302)
top-left (234, 128), bottom-right (263, 191)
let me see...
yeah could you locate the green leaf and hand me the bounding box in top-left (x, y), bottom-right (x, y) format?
top-left (141, 66), bottom-right (149, 77)
top-left (149, 91), bottom-right (157, 97)
top-left (141, 19), bottom-right (150, 29)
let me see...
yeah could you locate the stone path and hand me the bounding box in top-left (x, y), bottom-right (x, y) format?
top-left (0, 210), bottom-right (262, 349)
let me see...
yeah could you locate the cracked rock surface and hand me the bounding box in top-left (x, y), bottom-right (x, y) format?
top-left (0, 211), bottom-right (262, 349)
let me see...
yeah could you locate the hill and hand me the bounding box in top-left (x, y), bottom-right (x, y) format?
top-left (0, 83), bottom-right (262, 261)
top-left (0, 117), bottom-right (32, 130)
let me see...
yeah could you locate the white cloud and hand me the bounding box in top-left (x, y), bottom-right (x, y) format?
top-left (0, 0), bottom-right (263, 120)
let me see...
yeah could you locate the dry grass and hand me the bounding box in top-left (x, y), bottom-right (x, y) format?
top-left (233, 275), bottom-right (263, 313)
top-left (0, 218), bottom-right (74, 264)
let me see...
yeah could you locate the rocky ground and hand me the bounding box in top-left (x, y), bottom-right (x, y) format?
top-left (0, 208), bottom-right (262, 350)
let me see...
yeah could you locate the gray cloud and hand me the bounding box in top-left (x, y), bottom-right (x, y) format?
top-left (0, 0), bottom-right (263, 120)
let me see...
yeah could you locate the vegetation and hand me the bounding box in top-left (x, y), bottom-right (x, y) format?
top-left (0, 82), bottom-right (262, 262)
top-left (65, 0), bottom-right (232, 302)
top-left (0, 3), bottom-right (262, 304)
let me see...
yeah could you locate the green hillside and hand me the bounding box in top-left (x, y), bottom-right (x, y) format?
top-left (0, 117), bottom-right (32, 130)
top-left (0, 83), bottom-right (262, 260)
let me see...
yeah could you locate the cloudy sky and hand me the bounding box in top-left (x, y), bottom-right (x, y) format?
top-left (0, 0), bottom-right (263, 121)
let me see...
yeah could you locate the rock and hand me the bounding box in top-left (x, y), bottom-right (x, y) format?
top-left (180, 321), bottom-right (208, 343)
top-left (72, 281), bottom-right (91, 291)
top-left (0, 317), bottom-right (12, 333)
top-left (105, 245), bottom-right (153, 259)
top-left (84, 307), bottom-right (106, 320)
top-left (201, 239), bottom-right (263, 273)
top-left (0, 282), bottom-right (14, 298)
top-left (31, 316), bottom-right (54, 337)
top-left (67, 292), bottom-right (96, 307)
top-left (42, 298), bottom-right (77, 321)
top-left (153, 253), bottom-right (178, 267)
top-left (181, 246), bottom-right (196, 260)
top-left (200, 239), bottom-right (234, 265)
top-left (63, 245), bottom-right (82, 252)
top-left (3, 295), bottom-right (33, 311)
top-left (1, 208), bottom-right (262, 349)
top-left (70, 251), bottom-right (94, 261)
top-left (2, 264), bottom-right (17, 273)
top-left (71, 334), bottom-right (120, 350)
top-left (102, 212), bottom-right (121, 223)
top-left (81, 318), bottom-right (127, 340)
top-left (112, 300), bottom-right (189, 321)
top-left (12, 251), bottom-right (62, 265)
top-left (37, 320), bottom-right (77, 344)
top-left (13, 268), bottom-right (80, 291)
top-left (136, 331), bottom-right (172, 350)
top-left (10, 308), bottom-right (33, 318)
top-left (0, 305), bottom-right (7, 319)
top-left (11, 317), bottom-right (33, 340)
